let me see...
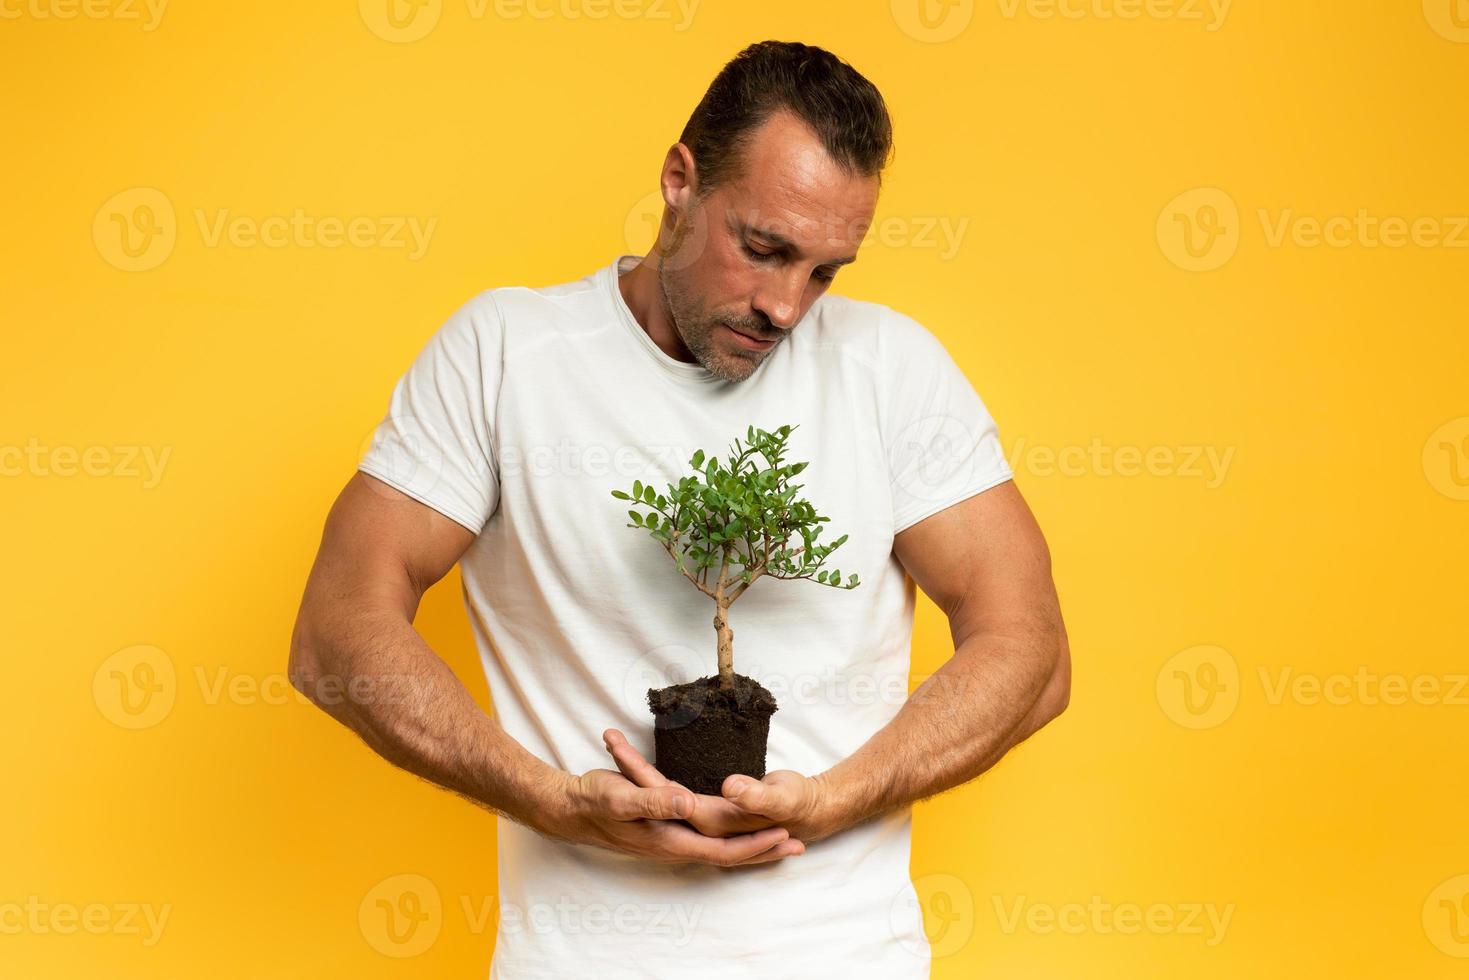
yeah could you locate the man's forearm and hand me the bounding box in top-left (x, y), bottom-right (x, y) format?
top-left (813, 625), bottom-right (1069, 837)
top-left (288, 607), bottom-right (569, 835)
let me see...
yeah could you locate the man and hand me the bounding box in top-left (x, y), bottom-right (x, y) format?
top-left (289, 40), bottom-right (1069, 978)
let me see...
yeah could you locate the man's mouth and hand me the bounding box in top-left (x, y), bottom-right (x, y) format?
top-left (723, 323), bottom-right (778, 351)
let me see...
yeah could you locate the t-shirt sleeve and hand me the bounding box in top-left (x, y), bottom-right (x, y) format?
top-left (356, 293), bottom-right (502, 535)
top-left (878, 304), bottom-right (1013, 534)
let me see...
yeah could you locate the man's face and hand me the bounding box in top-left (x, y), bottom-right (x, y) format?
top-left (657, 111), bottom-right (880, 383)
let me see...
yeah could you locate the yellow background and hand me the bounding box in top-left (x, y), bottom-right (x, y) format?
top-left (4, 1), bottom-right (1467, 975)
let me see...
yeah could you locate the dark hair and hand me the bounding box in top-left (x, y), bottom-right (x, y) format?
top-left (677, 40), bottom-right (894, 197)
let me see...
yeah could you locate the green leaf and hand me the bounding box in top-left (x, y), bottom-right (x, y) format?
top-left (643, 485), bottom-right (657, 505)
top-left (632, 479), bottom-right (643, 499)
top-left (848, 574), bottom-right (859, 586)
top-left (691, 449), bottom-right (705, 469)
top-left (610, 489), bottom-right (630, 500)
top-left (628, 510), bottom-right (643, 527)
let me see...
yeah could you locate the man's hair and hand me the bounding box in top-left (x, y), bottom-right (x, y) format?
top-left (678, 40), bottom-right (894, 198)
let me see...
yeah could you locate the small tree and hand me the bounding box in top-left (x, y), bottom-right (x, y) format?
top-left (611, 424), bottom-right (859, 692)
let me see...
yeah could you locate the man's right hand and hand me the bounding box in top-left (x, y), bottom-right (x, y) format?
top-left (541, 768), bottom-right (806, 868)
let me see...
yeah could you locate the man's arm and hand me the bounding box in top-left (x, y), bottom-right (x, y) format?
top-left (807, 479), bottom-right (1070, 834)
top-left (287, 471), bottom-right (803, 867)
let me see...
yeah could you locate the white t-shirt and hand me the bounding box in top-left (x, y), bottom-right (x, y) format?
top-left (358, 253), bottom-right (1013, 979)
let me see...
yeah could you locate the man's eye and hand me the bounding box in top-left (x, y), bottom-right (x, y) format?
top-left (744, 243), bottom-right (836, 282)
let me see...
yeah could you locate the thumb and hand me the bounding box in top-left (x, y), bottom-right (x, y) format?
top-left (631, 784), bottom-right (695, 821)
top-left (722, 775), bottom-right (769, 812)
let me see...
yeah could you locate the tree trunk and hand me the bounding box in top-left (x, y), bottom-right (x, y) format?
top-left (713, 601), bottom-right (734, 689)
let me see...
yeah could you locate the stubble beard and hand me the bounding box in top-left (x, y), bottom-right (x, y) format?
top-left (656, 264), bottom-right (758, 383)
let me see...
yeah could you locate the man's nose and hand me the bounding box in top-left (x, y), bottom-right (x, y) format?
top-left (753, 269), bottom-right (807, 330)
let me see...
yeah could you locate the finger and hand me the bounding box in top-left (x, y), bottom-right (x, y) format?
top-left (729, 838), bottom-right (806, 867)
top-left (689, 794), bottom-right (776, 837)
top-left (603, 730), bottom-right (669, 788)
top-left (651, 822), bottom-right (791, 866)
top-left (607, 782), bottom-right (695, 822)
top-left (721, 774), bottom-right (785, 818)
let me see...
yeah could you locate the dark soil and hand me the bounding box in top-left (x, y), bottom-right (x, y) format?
top-left (647, 673), bottom-right (778, 797)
